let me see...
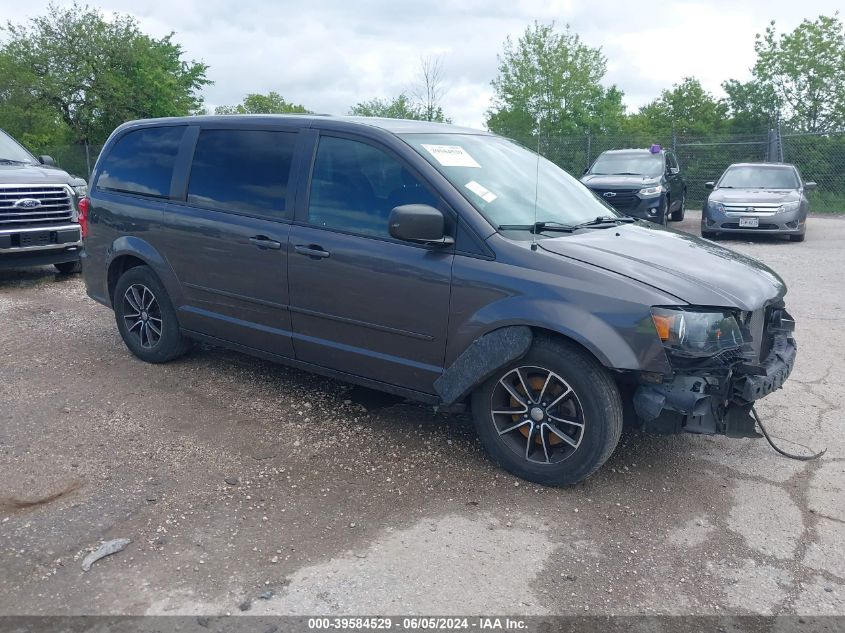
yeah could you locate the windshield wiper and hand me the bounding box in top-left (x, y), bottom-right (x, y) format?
top-left (498, 221), bottom-right (578, 233)
top-left (499, 217), bottom-right (635, 234)
top-left (0, 158), bottom-right (29, 165)
top-left (570, 215), bottom-right (636, 229)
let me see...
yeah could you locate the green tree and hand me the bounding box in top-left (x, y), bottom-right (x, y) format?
top-left (752, 14), bottom-right (845, 132)
top-left (721, 79), bottom-right (778, 134)
top-left (486, 22), bottom-right (626, 139)
top-left (0, 2), bottom-right (210, 146)
top-left (349, 93), bottom-right (427, 120)
top-left (629, 77), bottom-right (727, 138)
top-left (214, 91), bottom-right (310, 115)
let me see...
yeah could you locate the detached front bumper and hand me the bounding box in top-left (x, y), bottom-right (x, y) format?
top-left (633, 332), bottom-right (797, 438)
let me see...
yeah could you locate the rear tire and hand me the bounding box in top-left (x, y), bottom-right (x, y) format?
top-left (671, 191), bottom-right (686, 221)
top-left (113, 266), bottom-right (190, 363)
top-left (54, 261), bottom-right (81, 274)
top-left (470, 337), bottom-right (623, 486)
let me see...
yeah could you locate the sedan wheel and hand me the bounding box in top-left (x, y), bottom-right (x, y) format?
top-left (122, 283), bottom-right (163, 349)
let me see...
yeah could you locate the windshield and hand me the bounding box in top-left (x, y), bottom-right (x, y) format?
top-left (401, 133), bottom-right (617, 229)
top-left (719, 165), bottom-right (799, 189)
top-left (588, 152), bottom-right (663, 178)
top-left (0, 129), bottom-right (37, 164)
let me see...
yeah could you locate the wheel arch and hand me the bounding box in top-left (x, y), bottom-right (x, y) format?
top-left (106, 236), bottom-right (181, 308)
top-left (435, 317), bottom-right (658, 408)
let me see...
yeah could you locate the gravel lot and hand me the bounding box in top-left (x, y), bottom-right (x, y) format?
top-left (1, 211), bottom-right (843, 616)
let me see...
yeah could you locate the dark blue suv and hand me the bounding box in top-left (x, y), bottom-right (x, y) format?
top-left (581, 147), bottom-right (687, 225)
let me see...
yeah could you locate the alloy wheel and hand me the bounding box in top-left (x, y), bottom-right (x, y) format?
top-left (122, 283), bottom-right (163, 349)
top-left (490, 366), bottom-right (586, 464)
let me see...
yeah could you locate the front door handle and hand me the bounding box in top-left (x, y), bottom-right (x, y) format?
top-left (249, 236), bottom-right (282, 250)
top-left (294, 244), bottom-right (331, 259)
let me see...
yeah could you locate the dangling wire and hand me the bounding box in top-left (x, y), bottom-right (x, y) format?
top-left (753, 406), bottom-right (826, 461)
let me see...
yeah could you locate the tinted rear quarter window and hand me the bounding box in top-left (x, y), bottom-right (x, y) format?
top-left (187, 129), bottom-right (297, 219)
top-left (97, 126), bottom-right (185, 198)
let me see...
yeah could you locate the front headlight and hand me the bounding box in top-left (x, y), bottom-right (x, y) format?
top-left (708, 200), bottom-right (726, 214)
top-left (73, 184), bottom-right (88, 198)
top-left (776, 201), bottom-right (800, 214)
top-left (651, 307), bottom-right (745, 357)
top-left (639, 185), bottom-right (663, 196)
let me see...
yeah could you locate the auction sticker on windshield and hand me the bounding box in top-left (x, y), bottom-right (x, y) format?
top-left (421, 144), bottom-right (481, 168)
top-left (465, 180), bottom-right (497, 203)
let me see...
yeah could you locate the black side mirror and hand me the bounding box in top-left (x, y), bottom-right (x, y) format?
top-left (804, 181), bottom-right (817, 191)
top-left (582, 167), bottom-right (589, 176)
top-left (704, 181), bottom-right (715, 190)
top-left (389, 205), bottom-right (454, 247)
top-left (39, 155), bottom-right (56, 166)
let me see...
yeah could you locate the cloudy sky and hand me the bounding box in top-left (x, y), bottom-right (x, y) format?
top-left (4, 1), bottom-right (842, 127)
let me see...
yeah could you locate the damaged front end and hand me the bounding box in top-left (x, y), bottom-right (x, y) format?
top-left (634, 304), bottom-right (796, 438)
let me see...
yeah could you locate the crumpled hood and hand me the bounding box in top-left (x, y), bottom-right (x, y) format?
top-left (538, 223), bottom-right (785, 311)
top-left (708, 188), bottom-right (799, 204)
top-left (0, 163), bottom-right (79, 186)
top-left (581, 174), bottom-right (657, 189)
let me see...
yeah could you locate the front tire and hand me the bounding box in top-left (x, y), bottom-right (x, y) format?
top-left (671, 191), bottom-right (686, 222)
top-left (113, 266), bottom-right (190, 363)
top-left (470, 337), bottom-right (623, 486)
top-left (789, 232), bottom-right (805, 242)
top-left (656, 198), bottom-right (669, 226)
top-left (54, 261), bottom-right (81, 274)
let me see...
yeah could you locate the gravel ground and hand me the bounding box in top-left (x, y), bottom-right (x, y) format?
top-left (0, 210), bottom-right (843, 616)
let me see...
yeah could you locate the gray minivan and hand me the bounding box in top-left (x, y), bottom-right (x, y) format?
top-left (81, 116), bottom-right (796, 485)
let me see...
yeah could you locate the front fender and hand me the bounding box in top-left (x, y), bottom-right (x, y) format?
top-left (452, 295), bottom-right (670, 375)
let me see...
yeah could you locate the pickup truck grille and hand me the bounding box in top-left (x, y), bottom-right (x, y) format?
top-left (0, 185), bottom-right (74, 229)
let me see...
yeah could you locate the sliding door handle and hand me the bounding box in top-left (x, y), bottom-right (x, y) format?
top-left (249, 236), bottom-right (283, 250)
top-left (294, 244), bottom-right (331, 259)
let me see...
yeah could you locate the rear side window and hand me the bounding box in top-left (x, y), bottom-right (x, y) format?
top-left (97, 126), bottom-right (185, 198)
top-left (187, 129), bottom-right (296, 219)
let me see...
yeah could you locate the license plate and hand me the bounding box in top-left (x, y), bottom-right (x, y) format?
top-left (739, 217), bottom-right (759, 228)
top-left (20, 231), bottom-right (51, 247)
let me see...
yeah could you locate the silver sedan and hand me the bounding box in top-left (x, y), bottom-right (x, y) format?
top-left (701, 162), bottom-right (815, 242)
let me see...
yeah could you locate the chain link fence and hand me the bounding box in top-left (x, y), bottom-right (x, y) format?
top-left (35, 129), bottom-right (845, 213)
top-left (36, 143), bottom-right (103, 183)
top-left (524, 129), bottom-right (845, 213)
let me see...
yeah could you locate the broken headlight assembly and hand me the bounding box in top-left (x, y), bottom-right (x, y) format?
top-left (651, 307), bottom-right (745, 358)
